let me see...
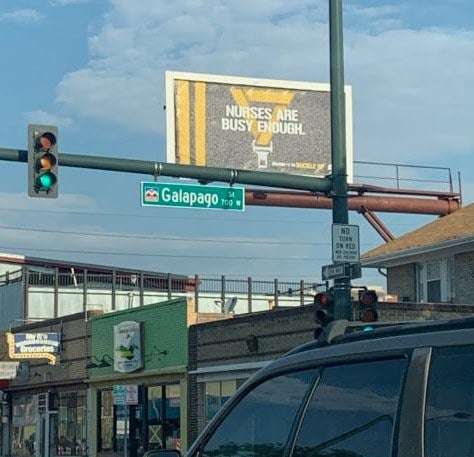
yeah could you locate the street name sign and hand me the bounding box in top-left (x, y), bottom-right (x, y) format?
top-left (321, 262), bottom-right (363, 281)
top-left (322, 263), bottom-right (347, 281)
top-left (141, 182), bottom-right (245, 211)
top-left (332, 224), bottom-right (360, 263)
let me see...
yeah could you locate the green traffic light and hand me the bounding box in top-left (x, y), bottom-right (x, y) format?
top-left (28, 124), bottom-right (59, 198)
top-left (38, 172), bottom-right (56, 190)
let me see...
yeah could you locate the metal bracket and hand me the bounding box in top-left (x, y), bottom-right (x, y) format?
top-left (229, 169), bottom-right (238, 187)
top-left (153, 162), bottom-right (163, 182)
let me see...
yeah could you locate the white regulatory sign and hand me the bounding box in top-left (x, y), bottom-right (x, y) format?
top-left (332, 224), bottom-right (360, 263)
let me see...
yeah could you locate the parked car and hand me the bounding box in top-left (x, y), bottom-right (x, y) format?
top-left (184, 317), bottom-right (474, 457)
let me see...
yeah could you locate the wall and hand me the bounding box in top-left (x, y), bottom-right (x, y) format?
top-left (385, 251), bottom-right (474, 305)
top-left (455, 251), bottom-right (474, 304)
top-left (6, 312), bottom-right (90, 389)
top-left (387, 263), bottom-right (417, 302)
top-left (89, 298), bottom-right (189, 375)
top-left (0, 282), bottom-right (24, 330)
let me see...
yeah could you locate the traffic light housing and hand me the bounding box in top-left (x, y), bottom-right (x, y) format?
top-left (28, 124), bottom-right (58, 198)
top-left (314, 291), bottom-right (335, 327)
top-left (358, 289), bottom-right (379, 322)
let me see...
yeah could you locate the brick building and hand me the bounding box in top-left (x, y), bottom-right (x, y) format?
top-left (361, 202), bottom-right (474, 304)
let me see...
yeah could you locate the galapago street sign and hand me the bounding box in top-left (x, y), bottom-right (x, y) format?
top-left (141, 182), bottom-right (245, 211)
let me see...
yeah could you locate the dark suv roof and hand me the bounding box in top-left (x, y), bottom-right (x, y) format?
top-left (241, 317), bottom-right (474, 380)
top-left (286, 317), bottom-right (474, 356)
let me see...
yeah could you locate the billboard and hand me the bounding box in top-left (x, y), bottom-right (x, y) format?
top-left (166, 71), bottom-right (353, 181)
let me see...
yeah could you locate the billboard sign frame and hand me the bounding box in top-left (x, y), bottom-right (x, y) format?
top-left (165, 71), bottom-right (353, 182)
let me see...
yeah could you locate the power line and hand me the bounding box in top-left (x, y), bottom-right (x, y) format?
top-left (0, 245), bottom-right (330, 261)
top-left (0, 225), bottom-right (328, 246)
top-left (0, 224), bottom-right (378, 247)
top-left (0, 206), bottom-right (424, 228)
top-left (0, 206), bottom-right (330, 225)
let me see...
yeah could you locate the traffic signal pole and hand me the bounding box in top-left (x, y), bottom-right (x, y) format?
top-left (0, 147), bottom-right (332, 194)
top-left (329, 0), bottom-right (352, 320)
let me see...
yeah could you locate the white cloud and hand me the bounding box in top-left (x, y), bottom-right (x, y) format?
top-left (25, 110), bottom-right (73, 128)
top-left (57, 69), bottom-right (163, 132)
top-left (54, 0), bottom-right (474, 166)
top-left (347, 27), bottom-right (474, 161)
top-left (0, 192), bottom-right (98, 211)
top-left (55, 1), bottom-right (329, 133)
top-left (0, 9), bottom-right (44, 24)
top-left (51, 0), bottom-right (93, 5)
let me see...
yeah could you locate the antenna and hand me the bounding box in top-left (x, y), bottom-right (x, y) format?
top-left (224, 297), bottom-right (238, 313)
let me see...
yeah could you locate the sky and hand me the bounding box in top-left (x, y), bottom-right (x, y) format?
top-left (0, 0), bottom-right (473, 289)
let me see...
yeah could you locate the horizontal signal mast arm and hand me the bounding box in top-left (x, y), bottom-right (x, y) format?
top-left (0, 147), bottom-right (332, 194)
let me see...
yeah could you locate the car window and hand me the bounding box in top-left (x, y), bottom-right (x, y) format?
top-left (425, 345), bottom-right (474, 457)
top-left (199, 369), bottom-right (317, 457)
top-left (292, 357), bottom-right (406, 457)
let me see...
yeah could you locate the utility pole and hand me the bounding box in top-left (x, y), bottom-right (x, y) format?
top-left (329, 0), bottom-right (352, 319)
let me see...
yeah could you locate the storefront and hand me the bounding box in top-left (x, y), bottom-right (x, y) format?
top-left (1, 312), bottom-right (91, 457)
top-left (87, 298), bottom-right (190, 457)
top-left (10, 389), bottom-right (88, 457)
top-left (187, 305), bottom-right (317, 443)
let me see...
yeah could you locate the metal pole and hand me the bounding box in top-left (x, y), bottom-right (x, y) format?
top-left (329, 0), bottom-right (352, 319)
top-left (0, 147), bottom-right (332, 194)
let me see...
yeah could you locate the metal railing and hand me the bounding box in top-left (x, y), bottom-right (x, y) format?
top-left (1, 268), bottom-right (473, 323)
top-left (353, 161), bottom-right (457, 193)
top-left (0, 267), bottom-right (317, 320)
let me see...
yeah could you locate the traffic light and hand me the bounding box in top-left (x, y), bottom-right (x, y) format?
top-left (28, 124), bottom-right (58, 198)
top-left (358, 289), bottom-right (379, 322)
top-left (314, 290), bottom-right (335, 327)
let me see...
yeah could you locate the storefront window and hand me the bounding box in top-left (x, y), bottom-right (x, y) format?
top-left (147, 384), bottom-right (181, 451)
top-left (99, 390), bottom-right (114, 451)
top-left (205, 380), bottom-right (238, 423)
top-left (11, 395), bottom-right (36, 456)
top-left (57, 391), bottom-right (87, 455)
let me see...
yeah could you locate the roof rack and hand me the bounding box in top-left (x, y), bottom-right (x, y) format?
top-left (284, 316), bottom-right (474, 357)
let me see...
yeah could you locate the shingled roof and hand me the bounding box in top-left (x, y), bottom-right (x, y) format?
top-left (362, 202), bottom-right (474, 265)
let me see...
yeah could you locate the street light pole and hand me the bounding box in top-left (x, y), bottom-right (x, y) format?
top-left (329, 0), bottom-right (352, 319)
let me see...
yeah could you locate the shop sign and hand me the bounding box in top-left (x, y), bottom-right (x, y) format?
top-left (0, 362), bottom-right (23, 379)
top-left (113, 321), bottom-right (143, 373)
top-left (6, 332), bottom-right (60, 365)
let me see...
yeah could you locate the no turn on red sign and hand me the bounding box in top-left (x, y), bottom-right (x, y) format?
top-left (332, 224), bottom-right (360, 263)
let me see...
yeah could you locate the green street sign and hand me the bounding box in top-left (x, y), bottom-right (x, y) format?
top-left (141, 182), bottom-right (245, 211)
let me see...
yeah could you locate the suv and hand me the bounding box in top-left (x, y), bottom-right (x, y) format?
top-left (185, 317), bottom-right (474, 457)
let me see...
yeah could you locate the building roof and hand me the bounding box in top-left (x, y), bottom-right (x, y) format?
top-left (0, 252), bottom-right (190, 284)
top-left (362, 202), bottom-right (474, 265)
top-left (0, 251), bottom-right (172, 275)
